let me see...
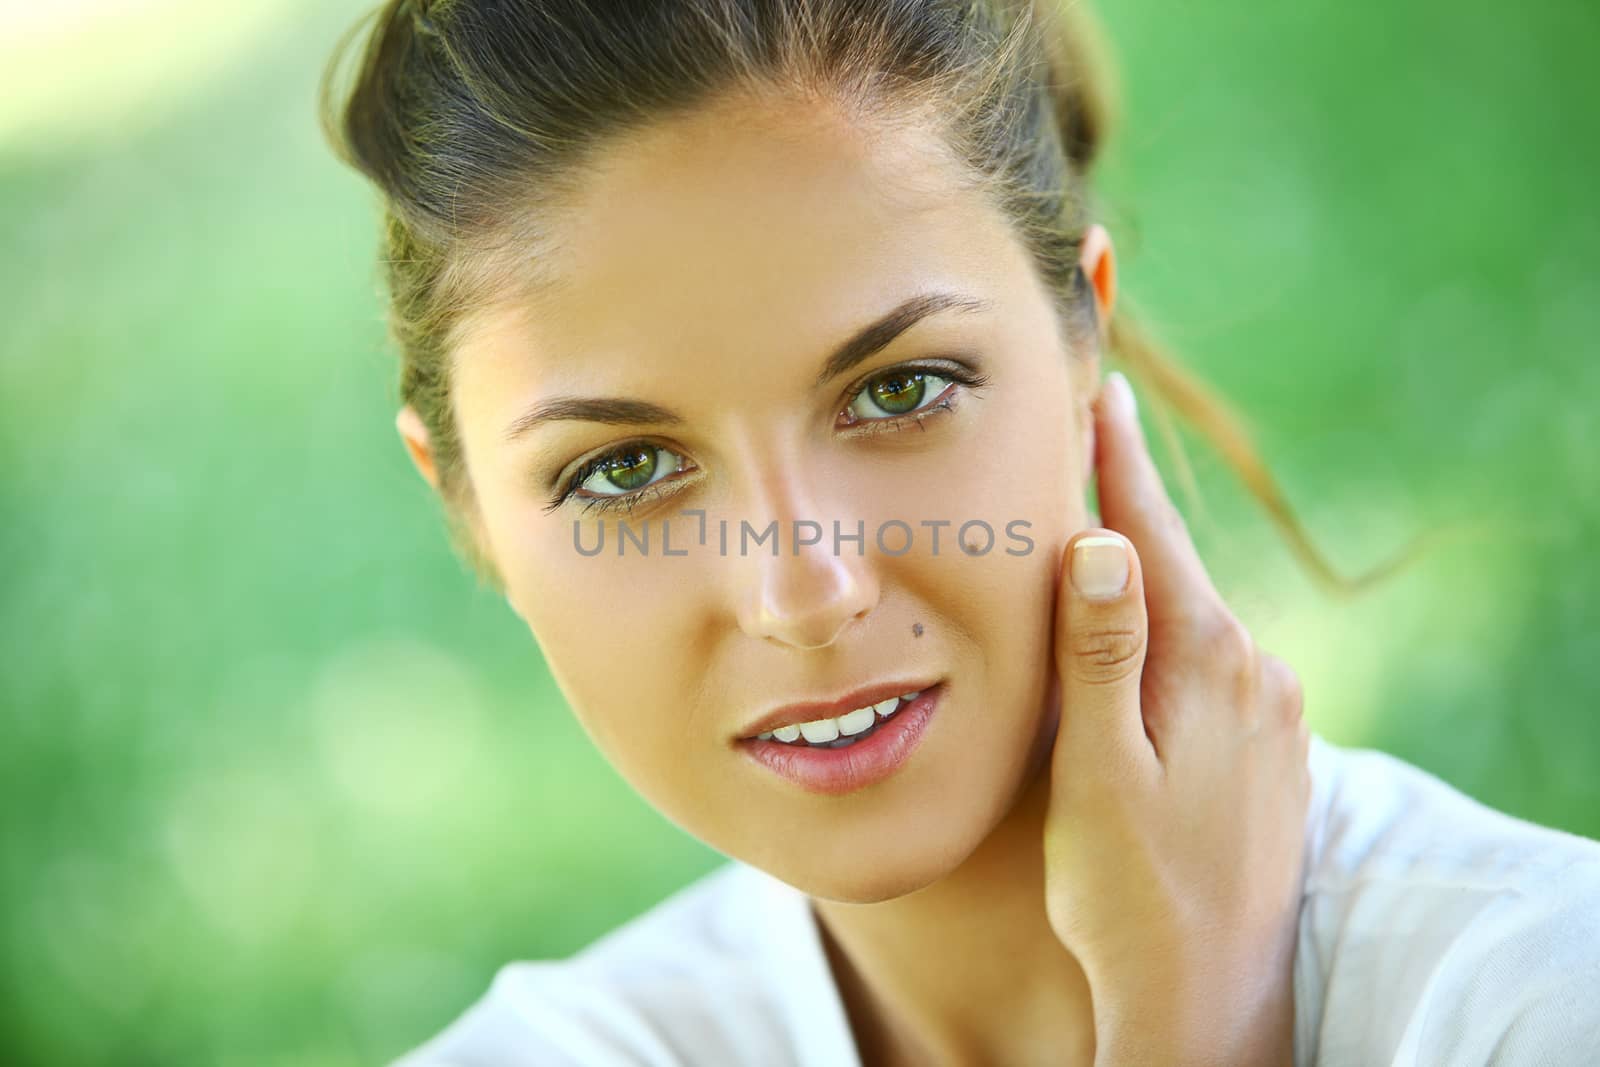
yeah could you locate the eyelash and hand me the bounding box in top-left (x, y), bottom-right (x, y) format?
top-left (542, 359), bottom-right (992, 518)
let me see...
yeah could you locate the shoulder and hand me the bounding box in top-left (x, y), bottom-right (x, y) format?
top-left (1401, 859), bottom-right (1600, 1064)
top-left (388, 860), bottom-right (854, 1067)
top-left (1302, 733), bottom-right (1600, 889)
top-left (1294, 734), bottom-right (1600, 1066)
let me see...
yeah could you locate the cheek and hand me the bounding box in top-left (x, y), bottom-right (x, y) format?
top-left (501, 526), bottom-right (734, 802)
top-left (955, 371), bottom-right (1084, 545)
top-left (922, 372), bottom-right (1078, 679)
top-left (513, 546), bottom-right (696, 724)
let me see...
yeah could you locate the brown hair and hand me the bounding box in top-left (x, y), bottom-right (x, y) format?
top-left (320, 0), bottom-right (1435, 599)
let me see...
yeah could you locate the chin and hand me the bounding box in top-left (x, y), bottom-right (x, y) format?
top-left (780, 852), bottom-right (963, 906)
top-left (748, 777), bottom-right (1015, 905)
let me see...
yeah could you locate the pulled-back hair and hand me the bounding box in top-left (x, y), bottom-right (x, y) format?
top-left (321, 0), bottom-right (1420, 597)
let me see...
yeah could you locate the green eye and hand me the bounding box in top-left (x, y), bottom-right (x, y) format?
top-left (595, 445), bottom-right (656, 492)
top-left (569, 443), bottom-right (681, 503)
top-left (867, 370), bottom-right (927, 415)
top-left (847, 368), bottom-right (950, 421)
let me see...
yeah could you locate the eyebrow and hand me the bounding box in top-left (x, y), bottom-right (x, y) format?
top-left (501, 290), bottom-right (995, 442)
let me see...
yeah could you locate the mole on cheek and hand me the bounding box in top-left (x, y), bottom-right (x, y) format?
top-left (912, 622), bottom-right (924, 638)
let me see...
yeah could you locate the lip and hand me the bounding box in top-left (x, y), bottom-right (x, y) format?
top-left (736, 676), bottom-right (942, 739)
top-left (737, 682), bottom-right (944, 796)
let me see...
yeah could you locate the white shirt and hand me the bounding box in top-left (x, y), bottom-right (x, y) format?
top-left (393, 733), bottom-right (1600, 1066)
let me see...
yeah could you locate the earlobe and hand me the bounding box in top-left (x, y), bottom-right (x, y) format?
top-left (1077, 222), bottom-right (1117, 335)
top-left (396, 405), bottom-right (440, 491)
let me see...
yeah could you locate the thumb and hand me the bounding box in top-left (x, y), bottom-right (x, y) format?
top-left (1054, 529), bottom-right (1156, 775)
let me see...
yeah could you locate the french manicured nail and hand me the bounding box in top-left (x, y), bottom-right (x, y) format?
top-left (1108, 370), bottom-right (1137, 417)
top-left (1071, 535), bottom-right (1130, 599)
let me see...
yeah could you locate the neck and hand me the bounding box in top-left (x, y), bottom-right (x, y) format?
top-left (809, 721), bottom-right (1097, 1066)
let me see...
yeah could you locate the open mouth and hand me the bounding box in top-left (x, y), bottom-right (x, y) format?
top-left (738, 682), bottom-right (945, 796)
top-left (753, 687), bottom-right (924, 749)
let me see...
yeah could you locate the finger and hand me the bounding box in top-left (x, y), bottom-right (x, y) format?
top-left (1054, 529), bottom-right (1159, 777)
top-left (1258, 650), bottom-right (1305, 728)
top-left (1092, 372), bottom-right (1228, 634)
top-left (1256, 651), bottom-right (1311, 797)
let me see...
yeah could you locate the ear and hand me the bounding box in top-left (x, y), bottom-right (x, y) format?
top-left (396, 405), bottom-right (440, 491)
top-left (1078, 222), bottom-right (1117, 335)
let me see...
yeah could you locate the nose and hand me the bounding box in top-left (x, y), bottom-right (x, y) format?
top-left (732, 486), bottom-right (880, 651)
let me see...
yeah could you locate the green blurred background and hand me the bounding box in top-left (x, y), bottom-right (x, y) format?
top-left (1, 0), bottom-right (1595, 1063)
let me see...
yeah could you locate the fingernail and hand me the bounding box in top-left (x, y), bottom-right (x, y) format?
top-left (1071, 535), bottom-right (1129, 599)
top-left (1107, 370), bottom-right (1138, 417)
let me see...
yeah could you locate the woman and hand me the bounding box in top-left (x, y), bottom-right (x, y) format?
top-left (320, 0), bottom-right (1600, 1063)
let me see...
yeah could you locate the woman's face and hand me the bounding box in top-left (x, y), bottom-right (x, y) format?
top-left (432, 91), bottom-right (1108, 902)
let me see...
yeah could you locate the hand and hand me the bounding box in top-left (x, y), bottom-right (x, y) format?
top-left (1043, 371), bottom-right (1311, 1067)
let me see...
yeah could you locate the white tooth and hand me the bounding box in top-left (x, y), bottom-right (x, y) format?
top-left (873, 697), bottom-right (900, 718)
top-left (838, 706), bottom-right (876, 736)
top-left (757, 731), bottom-right (773, 740)
top-left (899, 690), bottom-right (921, 702)
top-left (773, 724), bottom-right (802, 743)
top-left (799, 717), bottom-right (841, 743)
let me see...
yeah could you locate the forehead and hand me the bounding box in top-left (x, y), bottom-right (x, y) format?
top-left (453, 90), bottom-right (1025, 397)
